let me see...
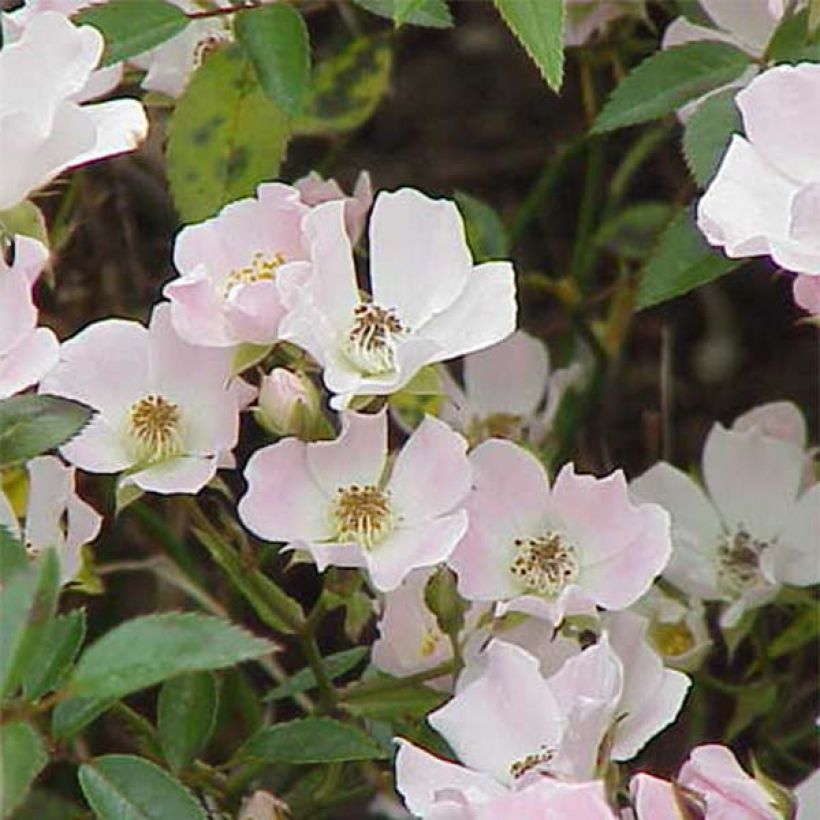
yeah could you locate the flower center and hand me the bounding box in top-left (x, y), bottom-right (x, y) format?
top-left (128, 394), bottom-right (182, 462)
top-left (223, 251), bottom-right (285, 296)
top-left (510, 533), bottom-right (579, 597)
top-left (343, 302), bottom-right (405, 375)
top-left (509, 747), bottom-right (555, 780)
top-left (716, 529), bottom-right (768, 597)
top-left (648, 621), bottom-right (696, 658)
top-left (333, 484), bottom-right (394, 549)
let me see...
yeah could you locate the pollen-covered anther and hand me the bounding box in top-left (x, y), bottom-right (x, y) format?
top-left (344, 302), bottom-right (405, 375)
top-left (224, 251), bottom-right (286, 294)
top-left (128, 393), bottom-right (183, 462)
top-left (510, 533), bottom-right (579, 597)
top-left (333, 484), bottom-right (394, 550)
top-left (716, 529), bottom-right (768, 596)
top-left (509, 748), bottom-right (555, 779)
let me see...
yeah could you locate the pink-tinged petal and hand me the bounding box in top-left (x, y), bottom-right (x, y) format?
top-left (0, 327), bottom-right (59, 398)
top-left (554, 464), bottom-right (671, 564)
top-left (62, 492), bottom-right (102, 584)
top-left (491, 779), bottom-right (616, 819)
top-left (239, 438), bottom-right (332, 543)
top-left (464, 331), bottom-right (549, 419)
top-left (370, 188), bottom-right (472, 328)
top-left (774, 483), bottom-right (820, 586)
top-left (59, 414), bottom-right (133, 473)
top-left (703, 423), bottom-right (803, 542)
top-left (697, 136), bottom-right (809, 266)
top-left (795, 770), bottom-right (820, 820)
top-left (547, 638), bottom-right (622, 780)
top-left (0, 248), bottom-right (39, 353)
top-left (12, 234), bottom-right (50, 286)
top-left (793, 273), bottom-right (820, 315)
top-left (300, 541), bottom-right (365, 573)
top-left (700, 0), bottom-right (781, 53)
top-left (306, 410), bottom-right (386, 495)
top-left (223, 280), bottom-right (287, 345)
top-left (164, 270), bottom-right (236, 348)
top-left (429, 640), bottom-right (565, 786)
top-left (24, 456), bottom-right (71, 552)
top-left (348, 170), bottom-right (373, 243)
top-left (630, 773), bottom-right (687, 820)
top-left (661, 16), bottom-right (745, 51)
top-left (448, 440), bottom-right (550, 601)
top-left (419, 261), bottom-right (517, 362)
top-left (732, 401), bottom-right (807, 449)
top-left (127, 455), bottom-right (217, 495)
top-left (366, 512), bottom-right (468, 593)
top-left (738, 64), bottom-right (820, 183)
top-left (388, 415), bottom-right (470, 524)
top-left (67, 97), bottom-right (148, 169)
top-left (394, 739), bottom-right (505, 817)
top-left (40, 318), bottom-right (150, 419)
top-left (679, 744), bottom-right (780, 819)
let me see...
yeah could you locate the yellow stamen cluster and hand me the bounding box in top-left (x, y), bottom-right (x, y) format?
top-left (510, 533), bottom-right (579, 597)
top-left (509, 748), bottom-right (555, 779)
top-left (224, 251), bottom-right (285, 295)
top-left (716, 529), bottom-right (767, 596)
top-left (333, 484), bottom-right (394, 550)
top-left (345, 302), bottom-right (404, 375)
top-left (128, 394), bottom-right (182, 462)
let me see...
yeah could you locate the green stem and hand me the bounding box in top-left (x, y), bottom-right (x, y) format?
top-left (341, 661), bottom-right (454, 702)
top-left (570, 136), bottom-right (606, 290)
top-left (297, 633), bottom-right (338, 712)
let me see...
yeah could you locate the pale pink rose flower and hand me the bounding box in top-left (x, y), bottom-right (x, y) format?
top-left (629, 773), bottom-right (689, 819)
top-left (0, 456), bottom-right (101, 585)
top-left (0, 12), bottom-right (147, 210)
top-left (164, 183), bottom-right (311, 348)
top-left (238, 411), bottom-right (471, 592)
top-left (794, 274), bottom-right (820, 316)
top-left (698, 64), bottom-right (820, 285)
top-left (632, 422), bottom-right (819, 627)
top-left (440, 330), bottom-right (583, 447)
top-left (40, 303), bottom-right (243, 495)
top-left (277, 189), bottom-right (517, 410)
top-left (130, 0), bottom-right (232, 99)
top-left (448, 439), bottom-right (671, 622)
top-left (294, 170), bottom-right (373, 245)
top-left (0, 235), bottom-right (59, 398)
top-left (679, 744), bottom-right (784, 818)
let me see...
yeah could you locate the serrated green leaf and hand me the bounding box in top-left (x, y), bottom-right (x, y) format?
top-left (0, 722), bottom-right (47, 818)
top-left (769, 602), bottom-right (820, 659)
top-left (264, 647), bottom-right (368, 702)
top-left (236, 4), bottom-right (310, 116)
top-left (494, 0), bottom-right (564, 92)
top-left (636, 207), bottom-right (740, 309)
top-left (75, 0), bottom-right (189, 67)
top-left (294, 36), bottom-right (392, 136)
top-left (68, 612), bottom-right (274, 701)
top-left (78, 755), bottom-right (206, 820)
top-left (23, 609), bottom-right (86, 700)
top-left (0, 395), bottom-right (93, 469)
top-left (683, 88), bottom-right (742, 187)
top-left (593, 42), bottom-right (750, 133)
top-left (158, 672), bottom-right (219, 773)
top-left (167, 43), bottom-right (291, 223)
top-left (454, 191), bottom-right (509, 262)
top-left (51, 696), bottom-right (115, 742)
top-left (0, 550), bottom-right (60, 699)
top-left (238, 717), bottom-right (389, 764)
top-left (352, 0), bottom-right (452, 28)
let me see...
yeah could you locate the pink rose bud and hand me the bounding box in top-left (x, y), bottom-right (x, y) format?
top-left (257, 368), bottom-right (320, 438)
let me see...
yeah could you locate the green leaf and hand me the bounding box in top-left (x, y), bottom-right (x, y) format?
top-left (493, 0), bottom-right (564, 92)
top-left (767, 9), bottom-right (820, 63)
top-left (811, 0), bottom-right (820, 36)
top-left (78, 755), bottom-right (206, 820)
top-left (636, 207), bottom-right (740, 309)
top-left (110, 702), bottom-right (164, 763)
top-left (75, 0), bottom-right (190, 67)
top-left (8, 789), bottom-right (84, 820)
top-left (157, 672), bottom-right (219, 772)
top-left (725, 681), bottom-right (777, 740)
top-left (595, 201), bottom-right (674, 260)
top-left (0, 550), bottom-right (60, 699)
top-left (264, 647), bottom-right (368, 702)
top-left (235, 4), bottom-right (311, 116)
top-left (341, 674), bottom-right (449, 720)
top-left (294, 36), bottom-right (393, 136)
top-left (167, 43), bottom-right (291, 223)
top-left (1, 722), bottom-right (47, 818)
top-left (238, 717), bottom-right (389, 764)
top-left (51, 697), bottom-right (115, 742)
top-left (593, 42), bottom-right (751, 133)
top-left (682, 88), bottom-right (741, 187)
top-left (454, 191), bottom-right (510, 262)
top-left (769, 602), bottom-right (820, 659)
top-left (351, 0), bottom-right (453, 28)
top-left (23, 610), bottom-right (86, 700)
top-left (0, 201), bottom-right (48, 246)
top-left (68, 612), bottom-right (274, 701)
top-left (0, 525), bottom-right (27, 584)
top-left (0, 395), bottom-right (94, 469)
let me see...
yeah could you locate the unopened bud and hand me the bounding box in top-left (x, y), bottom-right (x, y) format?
top-left (256, 369), bottom-right (320, 438)
top-left (238, 790), bottom-right (290, 820)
